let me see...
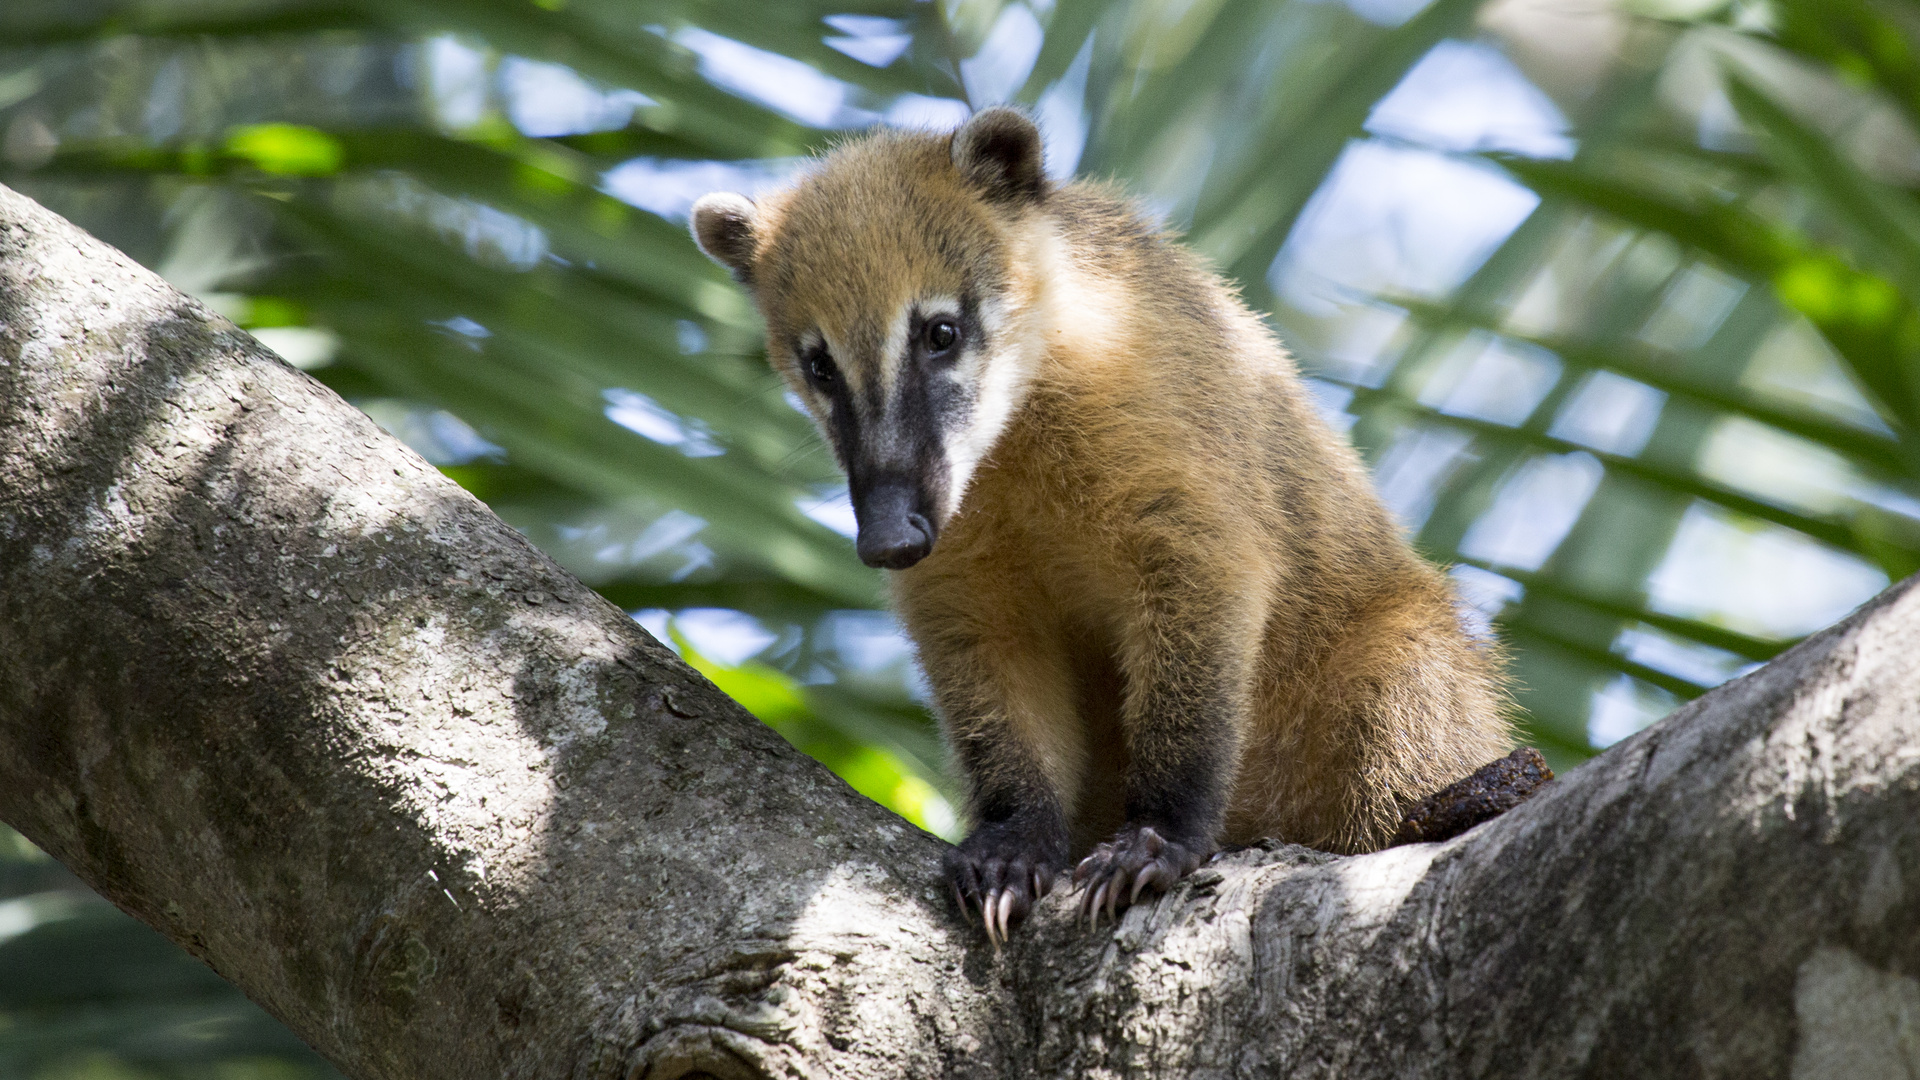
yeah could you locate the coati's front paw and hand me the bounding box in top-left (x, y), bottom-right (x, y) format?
top-left (944, 821), bottom-right (1065, 949)
top-left (1072, 824), bottom-right (1211, 926)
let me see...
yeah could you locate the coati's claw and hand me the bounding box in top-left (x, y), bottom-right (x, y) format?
top-left (951, 880), bottom-right (974, 926)
top-left (1072, 824), bottom-right (1210, 928)
top-left (1128, 865), bottom-right (1158, 905)
top-left (1080, 880), bottom-right (1107, 927)
top-left (943, 821), bottom-right (1064, 946)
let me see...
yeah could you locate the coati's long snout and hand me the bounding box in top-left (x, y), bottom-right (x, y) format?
top-left (852, 476), bottom-right (938, 569)
top-left (838, 343), bottom-right (956, 571)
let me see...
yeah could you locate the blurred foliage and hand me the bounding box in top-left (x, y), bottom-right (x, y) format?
top-left (0, 824), bottom-right (344, 1078)
top-left (6, 0), bottom-right (1920, 1071)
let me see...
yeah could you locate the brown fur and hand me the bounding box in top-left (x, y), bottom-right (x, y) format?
top-left (694, 117), bottom-right (1512, 870)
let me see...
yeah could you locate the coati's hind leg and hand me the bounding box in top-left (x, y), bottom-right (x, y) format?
top-left (1234, 584), bottom-right (1514, 853)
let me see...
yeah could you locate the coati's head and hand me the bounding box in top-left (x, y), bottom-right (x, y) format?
top-left (689, 108), bottom-right (1049, 571)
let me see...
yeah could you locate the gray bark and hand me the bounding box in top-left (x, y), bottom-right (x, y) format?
top-left (1, 181), bottom-right (1917, 1080)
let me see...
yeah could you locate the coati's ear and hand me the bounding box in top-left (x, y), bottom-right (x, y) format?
top-left (952, 107), bottom-right (1046, 206)
top-left (690, 193), bottom-right (760, 281)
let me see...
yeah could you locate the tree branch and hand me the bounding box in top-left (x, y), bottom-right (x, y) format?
top-left (2, 183), bottom-right (1915, 1079)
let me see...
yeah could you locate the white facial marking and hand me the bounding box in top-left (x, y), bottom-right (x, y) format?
top-left (878, 300), bottom-right (915, 402)
top-left (934, 219), bottom-right (1083, 521)
top-left (870, 296), bottom-right (936, 463)
top-left (940, 292), bottom-right (1037, 521)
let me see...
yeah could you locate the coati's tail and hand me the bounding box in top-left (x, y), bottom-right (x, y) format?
top-left (1390, 747), bottom-right (1554, 846)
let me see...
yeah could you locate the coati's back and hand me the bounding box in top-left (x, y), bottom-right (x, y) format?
top-left (691, 108), bottom-right (1512, 942)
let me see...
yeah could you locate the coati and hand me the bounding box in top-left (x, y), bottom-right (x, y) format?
top-left (690, 108), bottom-right (1514, 945)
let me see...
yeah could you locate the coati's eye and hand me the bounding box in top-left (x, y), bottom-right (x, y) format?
top-left (925, 319), bottom-right (960, 358)
top-left (806, 349), bottom-right (836, 388)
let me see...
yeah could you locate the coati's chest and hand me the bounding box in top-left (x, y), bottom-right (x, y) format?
top-left (904, 401), bottom-right (1185, 628)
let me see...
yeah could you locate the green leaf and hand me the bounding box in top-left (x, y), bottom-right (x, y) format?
top-left (673, 627), bottom-right (957, 839)
top-left (224, 124), bottom-right (344, 176)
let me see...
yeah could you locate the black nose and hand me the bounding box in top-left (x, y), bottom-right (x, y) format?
top-left (856, 511), bottom-right (934, 569)
top-left (854, 483), bottom-right (937, 569)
